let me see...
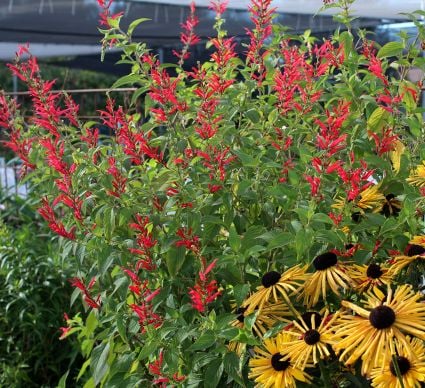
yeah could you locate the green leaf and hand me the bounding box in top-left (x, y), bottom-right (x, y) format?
top-left (127, 18), bottom-right (150, 35)
top-left (91, 342), bottom-right (110, 385)
top-left (111, 74), bottom-right (142, 89)
top-left (165, 245), bottom-right (186, 277)
top-left (229, 224), bottom-right (241, 252)
top-left (204, 358), bottom-right (224, 388)
top-left (224, 353), bottom-right (245, 386)
top-left (188, 331), bottom-right (216, 351)
top-left (367, 107), bottom-right (390, 131)
top-left (377, 41), bottom-right (404, 58)
top-left (57, 371), bottom-right (69, 388)
top-left (138, 340), bottom-right (158, 360)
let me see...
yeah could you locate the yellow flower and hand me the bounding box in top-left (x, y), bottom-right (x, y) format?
top-left (388, 243), bottom-right (425, 275)
top-left (407, 161), bottom-right (425, 187)
top-left (333, 285), bottom-right (425, 377)
top-left (228, 302), bottom-right (292, 354)
top-left (409, 235), bottom-right (425, 247)
top-left (370, 337), bottom-right (425, 388)
top-left (242, 266), bottom-right (307, 314)
top-left (302, 252), bottom-right (353, 307)
top-left (356, 185), bottom-right (385, 211)
top-left (389, 140), bottom-right (405, 174)
top-left (349, 262), bottom-right (393, 292)
top-left (248, 332), bottom-right (312, 387)
top-left (282, 310), bottom-right (339, 370)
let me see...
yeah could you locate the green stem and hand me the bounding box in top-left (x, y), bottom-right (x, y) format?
top-left (391, 354), bottom-right (406, 388)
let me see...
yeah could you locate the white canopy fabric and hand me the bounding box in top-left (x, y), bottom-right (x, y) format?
top-left (138, 0), bottom-right (425, 20)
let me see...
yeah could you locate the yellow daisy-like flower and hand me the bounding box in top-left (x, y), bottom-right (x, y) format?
top-left (370, 336), bottom-right (425, 388)
top-left (407, 160), bottom-right (425, 187)
top-left (302, 252), bottom-right (353, 307)
top-left (349, 262), bottom-right (393, 292)
top-left (248, 332), bottom-right (312, 387)
top-left (409, 235), bottom-right (425, 247)
top-left (388, 244), bottom-right (425, 275)
top-left (389, 140), bottom-right (405, 174)
top-left (333, 285), bottom-right (425, 377)
top-left (283, 310), bottom-right (339, 370)
top-left (331, 196), bottom-right (346, 210)
top-left (356, 185), bottom-right (385, 211)
top-left (228, 302), bottom-right (292, 354)
top-left (242, 265), bottom-right (308, 314)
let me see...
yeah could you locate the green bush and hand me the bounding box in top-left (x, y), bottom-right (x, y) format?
top-left (0, 194), bottom-right (80, 387)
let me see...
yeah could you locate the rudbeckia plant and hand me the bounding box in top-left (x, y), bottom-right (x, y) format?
top-left (1, 0), bottom-right (425, 386)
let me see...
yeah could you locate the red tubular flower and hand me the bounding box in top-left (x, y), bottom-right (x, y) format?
top-left (246, 0), bottom-right (276, 84)
top-left (97, 0), bottom-right (123, 28)
top-left (209, 0), bottom-right (228, 16)
top-left (106, 157), bottom-right (127, 197)
top-left (38, 197), bottom-right (76, 240)
top-left (189, 259), bottom-right (221, 313)
top-left (59, 313), bottom-right (72, 340)
top-left (128, 215), bottom-right (157, 271)
top-left (175, 227), bottom-right (200, 252)
top-left (368, 127), bottom-right (399, 156)
top-left (69, 277), bottom-right (101, 309)
top-left (304, 174), bottom-right (321, 197)
top-left (173, 2), bottom-right (200, 65)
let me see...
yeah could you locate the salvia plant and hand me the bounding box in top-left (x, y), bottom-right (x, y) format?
top-left (1, 0), bottom-right (425, 386)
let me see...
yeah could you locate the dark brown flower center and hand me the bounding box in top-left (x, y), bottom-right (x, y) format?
top-left (261, 271), bottom-right (281, 287)
top-left (386, 194), bottom-right (395, 201)
top-left (369, 305), bottom-right (396, 329)
top-left (366, 263), bottom-right (383, 279)
top-left (390, 356), bottom-right (411, 376)
top-left (407, 244), bottom-right (425, 257)
top-left (301, 312), bottom-right (322, 329)
top-left (271, 353), bottom-right (290, 371)
top-left (313, 252), bottom-right (337, 271)
top-left (236, 307), bottom-right (247, 323)
top-left (304, 329), bottom-right (321, 345)
top-left (351, 212), bottom-right (362, 223)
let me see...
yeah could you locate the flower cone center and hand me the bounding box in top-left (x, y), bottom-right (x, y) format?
top-left (301, 311), bottom-right (322, 329)
top-left (271, 353), bottom-right (290, 371)
top-left (390, 356), bottom-right (411, 376)
top-left (304, 329), bottom-right (321, 345)
top-left (261, 271), bottom-right (281, 287)
top-left (369, 305), bottom-right (396, 329)
top-left (236, 307), bottom-right (247, 323)
top-left (407, 244), bottom-right (425, 257)
top-left (313, 252), bottom-right (337, 271)
top-left (366, 263), bottom-right (383, 279)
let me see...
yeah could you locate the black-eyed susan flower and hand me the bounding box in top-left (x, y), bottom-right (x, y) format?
top-left (376, 194), bottom-right (402, 217)
top-left (248, 332), bottom-right (312, 387)
top-left (349, 262), bottom-right (393, 292)
top-left (229, 303), bottom-right (292, 355)
top-left (406, 160), bottom-right (425, 187)
top-left (356, 185), bottom-right (385, 211)
top-left (283, 310), bottom-right (339, 370)
top-left (388, 243), bottom-right (425, 275)
top-left (231, 303), bottom-right (291, 337)
top-left (333, 285), bottom-right (425, 377)
top-left (303, 252), bottom-right (353, 307)
top-left (242, 265), bottom-right (307, 314)
top-left (370, 337), bottom-right (425, 388)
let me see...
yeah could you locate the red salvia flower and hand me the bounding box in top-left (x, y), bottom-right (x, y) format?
top-left (69, 277), bottom-right (101, 309)
top-left (175, 227), bottom-right (200, 252)
top-left (189, 258), bottom-right (221, 313)
top-left (38, 197), bottom-right (76, 240)
top-left (173, 2), bottom-right (200, 65)
top-left (246, 0), bottom-right (276, 84)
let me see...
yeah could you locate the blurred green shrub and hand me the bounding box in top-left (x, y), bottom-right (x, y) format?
top-left (0, 194), bottom-right (80, 387)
